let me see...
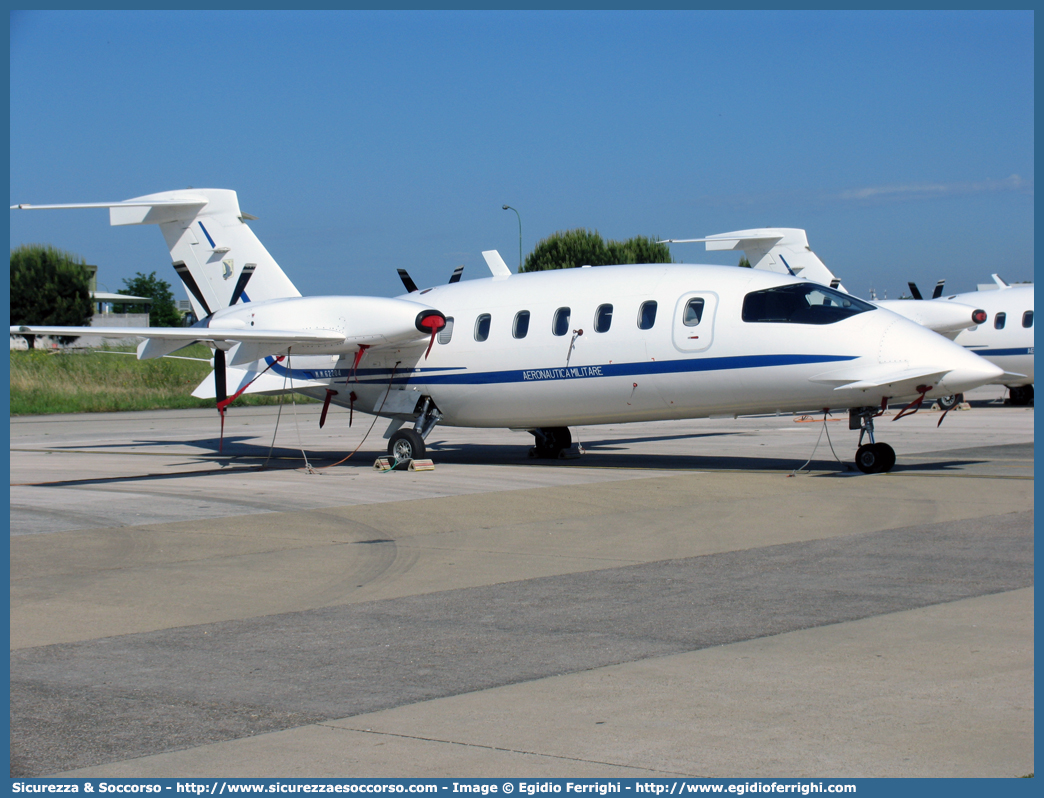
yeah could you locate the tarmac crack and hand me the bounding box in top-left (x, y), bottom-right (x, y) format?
top-left (322, 725), bottom-right (691, 776)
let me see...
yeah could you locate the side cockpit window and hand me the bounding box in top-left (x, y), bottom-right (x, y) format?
top-left (742, 283), bottom-right (874, 325)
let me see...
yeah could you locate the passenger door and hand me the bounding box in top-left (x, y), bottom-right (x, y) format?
top-left (672, 292), bottom-right (718, 353)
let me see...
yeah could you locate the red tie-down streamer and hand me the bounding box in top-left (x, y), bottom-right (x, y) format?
top-left (415, 310), bottom-right (447, 359)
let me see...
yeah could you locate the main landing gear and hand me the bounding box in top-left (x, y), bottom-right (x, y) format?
top-left (387, 396), bottom-right (442, 461)
top-left (850, 407), bottom-right (896, 474)
top-left (1008, 385), bottom-right (1034, 406)
top-left (529, 427), bottom-right (572, 459)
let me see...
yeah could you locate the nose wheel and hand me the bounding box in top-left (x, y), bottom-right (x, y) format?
top-left (850, 406), bottom-right (896, 474)
top-left (855, 442), bottom-right (896, 474)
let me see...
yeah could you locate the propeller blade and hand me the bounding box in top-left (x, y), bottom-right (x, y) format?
top-left (908, 282), bottom-right (923, 300)
top-left (214, 348), bottom-right (227, 403)
top-left (229, 263), bottom-right (256, 306)
top-left (932, 279), bottom-right (945, 299)
top-left (449, 265), bottom-right (464, 284)
top-left (397, 269), bottom-right (419, 293)
top-left (174, 261), bottom-right (213, 316)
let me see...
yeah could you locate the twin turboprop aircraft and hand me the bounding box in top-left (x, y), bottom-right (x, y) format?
top-left (10, 189), bottom-right (1005, 473)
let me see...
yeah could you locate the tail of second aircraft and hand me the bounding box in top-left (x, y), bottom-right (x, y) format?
top-left (12, 188), bottom-right (301, 319)
top-left (662, 228), bottom-right (848, 294)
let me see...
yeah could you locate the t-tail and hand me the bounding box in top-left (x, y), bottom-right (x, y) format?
top-left (12, 188), bottom-right (301, 318)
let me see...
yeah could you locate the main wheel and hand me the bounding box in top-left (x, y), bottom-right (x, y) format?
top-left (936, 393), bottom-right (964, 410)
top-left (388, 428), bottom-right (425, 461)
top-left (855, 442), bottom-right (895, 474)
top-left (529, 427), bottom-right (572, 458)
top-left (1008, 385), bottom-right (1034, 406)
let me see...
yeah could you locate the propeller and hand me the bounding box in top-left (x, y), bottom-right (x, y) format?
top-left (397, 269), bottom-right (419, 293)
top-left (449, 265), bottom-right (464, 284)
top-left (172, 260), bottom-right (257, 422)
top-left (908, 279), bottom-right (945, 300)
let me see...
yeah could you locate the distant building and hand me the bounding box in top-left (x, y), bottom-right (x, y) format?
top-left (10, 265), bottom-right (154, 349)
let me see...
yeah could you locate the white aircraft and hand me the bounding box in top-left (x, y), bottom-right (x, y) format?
top-left (11, 190), bottom-right (1005, 474)
top-left (924, 276), bottom-right (1034, 406)
top-left (664, 228), bottom-right (1033, 407)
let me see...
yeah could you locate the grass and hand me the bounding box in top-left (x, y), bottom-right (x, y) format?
top-left (9, 344), bottom-right (308, 415)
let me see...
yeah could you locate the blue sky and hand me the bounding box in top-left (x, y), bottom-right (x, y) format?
top-left (9, 10), bottom-right (1034, 301)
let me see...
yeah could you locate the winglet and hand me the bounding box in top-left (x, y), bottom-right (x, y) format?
top-left (481, 250), bottom-right (512, 279)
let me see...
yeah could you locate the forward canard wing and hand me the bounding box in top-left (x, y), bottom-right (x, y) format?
top-left (809, 364), bottom-right (953, 395)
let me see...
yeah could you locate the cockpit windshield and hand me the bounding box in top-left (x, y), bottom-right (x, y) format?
top-left (742, 283), bottom-right (875, 325)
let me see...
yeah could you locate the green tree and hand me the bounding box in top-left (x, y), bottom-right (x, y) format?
top-left (606, 235), bottom-right (674, 266)
top-left (521, 229), bottom-right (673, 272)
top-left (738, 257), bottom-right (752, 268)
top-left (10, 244), bottom-right (94, 347)
top-left (118, 271), bottom-right (183, 327)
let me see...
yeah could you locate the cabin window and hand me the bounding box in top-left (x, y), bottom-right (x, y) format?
top-left (683, 298), bottom-right (705, 326)
top-left (553, 307), bottom-right (571, 336)
top-left (475, 313), bottom-right (491, 342)
top-left (1023, 310), bottom-right (1034, 328)
top-left (513, 310), bottom-right (531, 339)
top-left (437, 317), bottom-right (454, 344)
top-left (594, 304), bottom-right (613, 333)
top-left (995, 312), bottom-right (1006, 330)
top-left (742, 283), bottom-right (874, 325)
top-left (638, 301), bottom-right (657, 330)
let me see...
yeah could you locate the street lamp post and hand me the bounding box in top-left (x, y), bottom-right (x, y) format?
top-left (502, 205), bottom-right (521, 271)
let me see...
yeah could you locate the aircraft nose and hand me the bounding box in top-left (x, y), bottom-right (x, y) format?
top-left (878, 315), bottom-right (1005, 395)
top-left (937, 349), bottom-right (1005, 394)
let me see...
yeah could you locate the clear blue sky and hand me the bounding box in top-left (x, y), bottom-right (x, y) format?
top-left (10, 10), bottom-right (1034, 301)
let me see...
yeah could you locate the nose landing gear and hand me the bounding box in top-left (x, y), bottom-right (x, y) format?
top-left (850, 407), bottom-right (896, 474)
top-left (386, 396), bottom-right (443, 462)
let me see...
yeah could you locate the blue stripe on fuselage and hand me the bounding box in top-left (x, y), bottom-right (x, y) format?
top-left (963, 346), bottom-right (1033, 357)
top-left (264, 353), bottom-right (857, 386)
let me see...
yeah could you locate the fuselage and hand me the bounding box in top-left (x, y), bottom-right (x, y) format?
top-left (228, 264), bottom-right (1003, 429)
top-left (943, 285), bottom-right (1034, 386)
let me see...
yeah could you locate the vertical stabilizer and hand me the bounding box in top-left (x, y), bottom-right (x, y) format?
top-left (661, 228), bottom-right (847, 293)
top-left (701, 228), bottom-right (846, 293)
top-left (12, 189), bottom-right (301, 319)
top-left (123, 189), bottom-right (301, 317)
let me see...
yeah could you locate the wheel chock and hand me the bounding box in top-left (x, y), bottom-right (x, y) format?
top-left (373, 457), bottom-right (394, 472)
top-left (930, 401), bottom-right (971, 411)
top-left (408, 458), bottom-right (435, 471)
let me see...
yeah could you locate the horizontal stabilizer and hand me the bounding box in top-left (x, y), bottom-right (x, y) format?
top-left (11, 198), bottom-right (209, 227)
